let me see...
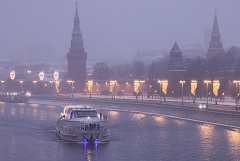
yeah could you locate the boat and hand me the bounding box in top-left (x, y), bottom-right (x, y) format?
top-left (0, 91), bottom-right (31, 103)
top-left (56, 105), bottom-right (110, 143)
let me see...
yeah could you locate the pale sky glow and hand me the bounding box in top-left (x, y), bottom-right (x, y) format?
top-left (0, 0), bottom-right (240, 63)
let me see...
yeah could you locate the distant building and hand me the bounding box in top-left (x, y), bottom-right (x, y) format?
top-left (67, 4), bottom-right (87, 93)
top-left (0, 58), bottom-right (11, 80)
top-left (133, 50), bottom-right (168, 65)
top-left (164, 42), bottom-right (186, 83)
top-left (167, 41), bottom-right (184, 71)
top-left (181, 44), bottom-right (205, 58)
top-left (207, 13), bottom-right (224, 59)
top-left (204, 29), bottom-right (211, 52)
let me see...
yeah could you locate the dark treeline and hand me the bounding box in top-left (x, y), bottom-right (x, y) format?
top-left (92, 46), bottom-right (240, 81)
top-left (90, 46), bottom-right (240, 98)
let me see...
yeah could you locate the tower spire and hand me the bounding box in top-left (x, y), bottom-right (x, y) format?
top-left (67, 3), bottom-right (87, 93)
top-left (212, 10), bottom-right (219, 34)
top-left (206, 10), bottom-right (224, 59)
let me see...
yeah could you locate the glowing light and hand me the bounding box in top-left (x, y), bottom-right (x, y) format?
top-left (53, 71), bottom-right (59, 81)
top-left (213, 80), bottom-right (220, 96)
top-left (191, 80), bottom-right (197, 96)
top-left (39, 71), bottom-right (44, 81)
top-left (10, 71), bottom-right (15, 80)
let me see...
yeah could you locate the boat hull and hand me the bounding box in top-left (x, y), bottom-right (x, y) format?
top-left (0, 95), bottom-right (30, 103)
top-left (56, 120), bottom-right (110, 142)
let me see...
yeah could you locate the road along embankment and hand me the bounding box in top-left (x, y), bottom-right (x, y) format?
top-left (31, 95), bottom-right (240, 129)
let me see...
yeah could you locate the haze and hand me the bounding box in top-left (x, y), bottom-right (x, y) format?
top-left (0, 0), bottom-right (240, 63)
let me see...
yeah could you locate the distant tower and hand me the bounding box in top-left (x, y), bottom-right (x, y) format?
top-left (67, 3), bottom-right (87, 93)
top-left (207, 11), bottom-right (224, 59)
top-left (170, 41), bottom-right (182, 60)
top-left (165, 41), bottom-right (185, 90)
top-left (168, 41), bottom-right (183, 70)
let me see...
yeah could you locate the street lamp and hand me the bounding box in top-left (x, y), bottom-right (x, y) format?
top-left (19, 80), bottom-right (23, 86)
top-left (88, 80), bottom-right (93, 99)
top-left (110, 80), bottom-right (117, 100)
top-left (158, 80), bottom-right (163, 103)
top-left (179, 80), bottom-right (185, 106)
top-left (191, 80), bottom-right (198, 103)
top-left (67, 80), bottom-right (74, 97)
top-left (19, 80), bottom-right (24, 93)
top-left (233, 80), bottom-right (240, 104)
top-left (213, 80), bottom-right (220, 105)
top-left (140, 80), bottom-right (145, 101)
top-left (204, 80), bottom-right (211, 108)
top-left (134, 80), bottom-right (140, 100)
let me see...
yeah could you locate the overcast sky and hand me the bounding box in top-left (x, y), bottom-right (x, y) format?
top-left (0, 0), bottom-right (240, 63)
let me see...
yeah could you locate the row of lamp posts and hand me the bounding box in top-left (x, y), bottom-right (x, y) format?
top-left (7, 70), bottom-right (224, 105)
top-left (9, 70), bottom-right (60, 94)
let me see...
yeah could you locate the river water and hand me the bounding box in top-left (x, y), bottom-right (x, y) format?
top-left (0, 101), bottom-right (240, 161)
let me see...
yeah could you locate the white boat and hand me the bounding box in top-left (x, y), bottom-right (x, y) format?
top-left (56, 105), bottom-right (110, 143)
top-left (0, 91), bottom-right (31, 103)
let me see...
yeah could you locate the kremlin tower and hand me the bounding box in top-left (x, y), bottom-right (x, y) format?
top-left (168, 41), bottom-right (183, 70)
top-left (67, 3), bottom-right (87, 93)
top-left (207, 11), bottom-right (224, 59)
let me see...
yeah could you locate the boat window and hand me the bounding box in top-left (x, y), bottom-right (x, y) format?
top-left (73, 111), bottom-right (97, 118)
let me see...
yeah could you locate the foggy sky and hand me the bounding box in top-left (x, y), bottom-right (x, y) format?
top-left (0, 0), bottom-right (240, 63)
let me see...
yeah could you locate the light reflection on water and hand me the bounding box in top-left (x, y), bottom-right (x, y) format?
top-left (33, 108), bottom-right (38, 118)
top-left (174, 119), bottom-right (185, 126)
top-left (10, 107), bottom-right (16, 116)
top-left (1, 103), bottom-right (240, 161)
top-left (227, 129), bottom-right (240, 159)
top-left (153, 115), bottom-right (166, 125)
top-left (131, 113), bottom-right (145, 121)
top-left (108, 111), bottom-right (119, 119)
top-left (0, 105), bottom-right (5, 114)
top-left (20, 107), bottom-right (25, 115)
top-left (197, 124), bottom-right (214, 159)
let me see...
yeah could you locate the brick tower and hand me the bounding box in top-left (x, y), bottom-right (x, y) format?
top-left (67, 3), bottom-right (87, 93)
top-left (207, 12), bottom-right (224, 59)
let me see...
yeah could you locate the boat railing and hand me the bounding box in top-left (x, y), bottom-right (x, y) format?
top-left (58, 120), bottom-right (108, 133)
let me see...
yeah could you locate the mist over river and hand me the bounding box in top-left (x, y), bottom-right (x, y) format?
top-left (0, 101), bottom-right (240, 161)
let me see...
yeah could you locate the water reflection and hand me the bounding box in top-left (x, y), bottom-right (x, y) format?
top-left (198, 124), bottom-right (214, 158)
top-left (47, 105), bottom-right (56, 109)
top-left (0, 105), bottom-right (5, 114)
top-left (10, 107), bottom-right (16, 116)
top-left (39, 110), bottom-right (47, 120)
top-left (30, 104), bottom-right (39, 108)
top-left (154, 116), bottom-right (166, 125)
top-left (227, 129), bottom-right (240, 157)
top-left (19, 107), bottom-right (25, 115)
top-left (108, 111), bottom-right (119, 119)
top-left (174, 119), bottom-right (185, 126)
top-left (33, 108), bottom-right (38, 118)
top-left (131, 113), bottom-right (145, 121)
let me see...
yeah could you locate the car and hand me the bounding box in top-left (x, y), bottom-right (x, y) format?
top-left (235, 104), bottom-right (240, 111)
top-left (198, 104), bottom-right (207, 109)
top-left (57, 93), bottom-right (70, 97)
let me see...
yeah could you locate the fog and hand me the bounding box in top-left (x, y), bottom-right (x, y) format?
top-left (0, 0), bottom-right (240, 63)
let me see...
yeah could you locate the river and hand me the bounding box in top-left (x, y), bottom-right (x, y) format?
top-left (0, 100), bottom-right (240, 161)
